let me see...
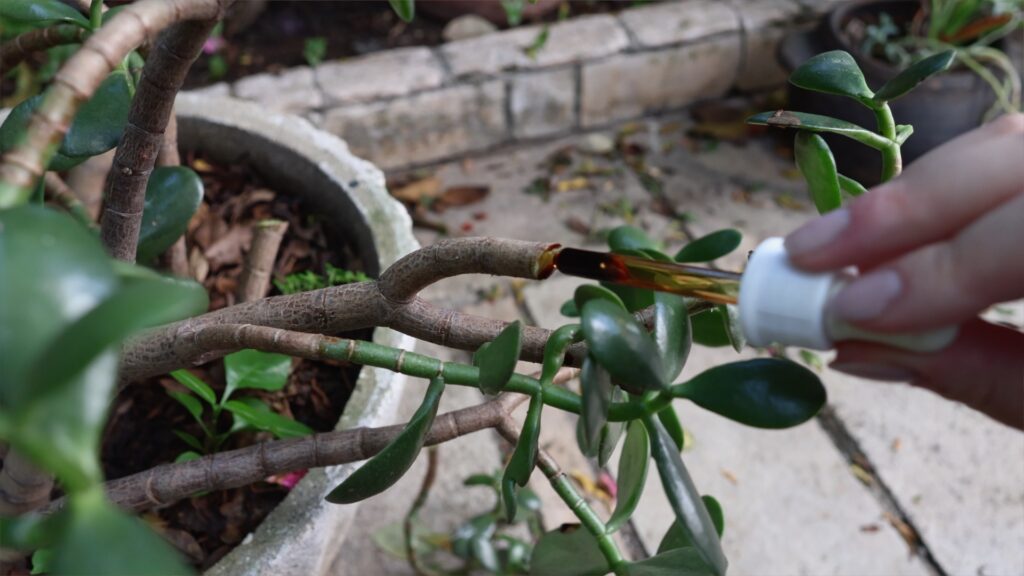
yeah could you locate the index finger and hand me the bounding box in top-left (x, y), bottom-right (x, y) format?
top-left (784, 113), bottom-right (1024, 272)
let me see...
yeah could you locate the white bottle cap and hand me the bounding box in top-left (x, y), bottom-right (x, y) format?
top-left (739, 237), bottom-right (837, 350)
top-left (739, 237), bottom-right (959, 352)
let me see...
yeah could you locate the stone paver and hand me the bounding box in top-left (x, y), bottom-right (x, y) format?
top-left (339, 109), bottom-right (1023, 574)
top-left (232, 67), bottom-right (322, 112)
top-left (315, 47), bottom-right (445, 106)
top-left (440, 15), bottom-right (630, 78)
top-left (618, 0), bottom-right (739, 48)
top-left (580, 35), bottom-right (741, 126)
top-left (510, 67), bottom-right (578, 139)
top-left (324, 81), bottom-right (506, 169)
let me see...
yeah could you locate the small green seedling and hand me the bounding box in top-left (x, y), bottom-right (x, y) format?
top-left (748, 49), bottom-right (955, 214)
top-left (168, 349), bottom-right (312, 462)
top-left (273, 262), bottom-right (370, 295)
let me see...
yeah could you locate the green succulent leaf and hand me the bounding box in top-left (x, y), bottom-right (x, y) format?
top-left (505, 391), bottom-right (543, 486)
top-left (540, 324), bottom-right (581, 387)
top-left (789, 50), bottom-right (874, 103)
top-left (657, 496), bottom-right (725, 553)
top-left (529, 525), bottom-right (608, 576)
top-left (0, 0), bottom-right (90, 27)
top-left (653, 292), bottom-right (691, 383)
top-left (136, 167), bottom-right (204, 263)
top-left (673, 229), bottom-right (742, 263)
top-left (327, 376), bottom-right (445, 504)
top-left (502, 476), bottom-right (518, 522)
top-left (578, 355), bottom-right (612, 455)
top-left (746, 111), bottom-right (889, 151)
top-left (606, 420), bottom-right (650, 532)
top-left (895, 124), bottom-right (914, 145)
top-left (560, 298), bottom-right (580, 317)
top-left (645, 417), bottom-right (727, 576)
top-left (600, 281), bottom-right (654, 313)
top-left (223, 349), bottom-right (293, 401)
top-left (0, 70), bottom-right (132, 170)
top-left (170, 370), bottom-right (217, 406)
top-left (223, 398), bottom-right (313, 439)
top-left (574, 284), bottom-right (627, 312)
top-left (607, 225), bottom-right (657, 252)
top-left (873, 50), bottom-right (956, 102)
top-left (673, 359), bottom-right (826, 428)
top-left (388, 0), bottom-right (415, 22)
top-left (581, 299), bottom-right (666, 394)
top-left (794, 132), bottom-right (842, 214)
top-left (51, 489), bottom-right (191, 576)
top-left (838, 174), bottom-right (868, 197)
top-left (689, 307), bottom-right (731, 348)
top-left (475, 320), bottom-right (523, 395)
top-left (464, 473), bottom-right (496, 487)
top-left (657, 407), bottom-right (686, 451)
top-left (627, 547), bottom-right (717, 576)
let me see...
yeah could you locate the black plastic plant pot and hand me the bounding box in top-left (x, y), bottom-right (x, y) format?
top-left (779, 0), bottom-right (999, 186)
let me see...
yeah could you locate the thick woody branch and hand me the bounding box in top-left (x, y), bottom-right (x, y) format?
top-left (237, 220), bottom-right (288, 303)
top-left (45, 395), bottom-right (516, 515)
top-left (0, 0), bottom-right (231, 205)
top-left (44, 173), bottom-right (93, 227)
top-left (0, 25), bottom-right (87, 71)
top-left (100, 18), bottom-right (220, 261)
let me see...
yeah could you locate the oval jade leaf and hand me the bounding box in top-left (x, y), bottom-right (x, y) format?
top-left (581, 299), bottom-right (666, 393)
top-left (52, 489), bottom-right (190, 576)
top-left (574, 284), bottom-right (626, 313)
top-left (674, 358), bottom-right (825, 428)
top-left (540, 324), bottom-right (581, 385)
top-left (0, 0), bottom-right (90, 27)
top-left (136, 166), bottom-right (204, 263)
top-left (327, 376), bottom-right (445, 503)
top-left (627, 547), bottom-right (716, 576)
top-left (657, 406), bottom-right (686, 451)
top-left (657, 495), bottom-right (725, 553)
top-left (388, 0), bottom-right (415, 22)
top-left (530, 525), bottom-right (608, 576)
top-left (579, 355), bottom-right (612, 453)
top-left (690, 307), bottom-right (731, 348)
top-left (502, 477), bottom-right (518, 522)
top-left (673, 229), bottom-right (742, 263)
top-left (27, 273), bottom-right (208, 398)
top-left (598, 388), bottom-right (628, 467)
top-left (653, 292), bottom-right (691, 383)
top-left (475, 321), bottom-right (523, 395)
top-left (794, 132), bottom-right (842, 214)
top-left (600, 281), bottom-right (654, 313)
top-left (560, 298), bottom-right (579, 317)
top-left (645, 418), bottom-right (727, 576)
top-left (0, 206), bottom-right (116, 410)
top-left (505, 391), bottom-right (543, 487)
top-left (873, 50), bottom-right (955, 103)
top-left (746, 111), bottom-right (886, 150)
top-left (607, 225), bottom-right (657, 252)
top-left (606, 420), bottom-right (650, 532)
top-left (789, 50), bottom-right (873, 103)
top-left (60, 69), bottom-right (133, 158)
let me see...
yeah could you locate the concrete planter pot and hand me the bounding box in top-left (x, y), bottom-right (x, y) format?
top-left (172, 93), bottom-right (419, 576)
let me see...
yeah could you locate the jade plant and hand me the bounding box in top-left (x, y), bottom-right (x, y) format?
top-left (1, 1), bottom-right (835, 575)
top-left (748, 49), bottom-right (956, 212)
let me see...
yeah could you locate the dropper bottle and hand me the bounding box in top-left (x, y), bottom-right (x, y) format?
top-left (553, 237), bottom-right (958, 353)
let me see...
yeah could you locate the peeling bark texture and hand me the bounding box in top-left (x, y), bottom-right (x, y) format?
top-left (0, 25), bottom-right (86, 71)
top-left (45, 396), bottom-right (517, 515)
top-left (0, 0), bottom-right (231, 201)
top-left (237, 220), bottom-right (288, 303)
top-left (0, 451), bottom-right (54, 516)
top-left (100, 18), bottom-right (219, 262)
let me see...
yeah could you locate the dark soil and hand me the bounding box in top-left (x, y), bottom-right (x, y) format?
top-left (99, 152), bottom-right (372, 570)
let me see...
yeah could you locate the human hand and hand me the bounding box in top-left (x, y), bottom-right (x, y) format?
top-left (784, 113), bottom-right (1024, 430)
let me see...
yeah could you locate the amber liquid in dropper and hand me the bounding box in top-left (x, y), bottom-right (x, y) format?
top-left (553, 247), bottom-right (741, 305)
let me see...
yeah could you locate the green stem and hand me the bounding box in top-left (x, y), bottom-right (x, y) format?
top-left (535, 454), bottom-right (628, 575)
top-left (317, 338), bottom-right (674, 421)
top-left (89, 0), bottom-right (104, 30)
top-left (873, 103), bottom-right (902, 182)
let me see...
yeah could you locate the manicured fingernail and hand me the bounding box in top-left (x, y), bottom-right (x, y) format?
top-left (830, 362), bottom-right (915, 382)
top-left (832, 269), bottom-right (902, 322)
top-left (785, 208), bottom-right (850, 256)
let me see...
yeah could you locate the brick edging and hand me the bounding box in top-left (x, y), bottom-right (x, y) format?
top-left (190, 0), bottom-right (834, 171)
